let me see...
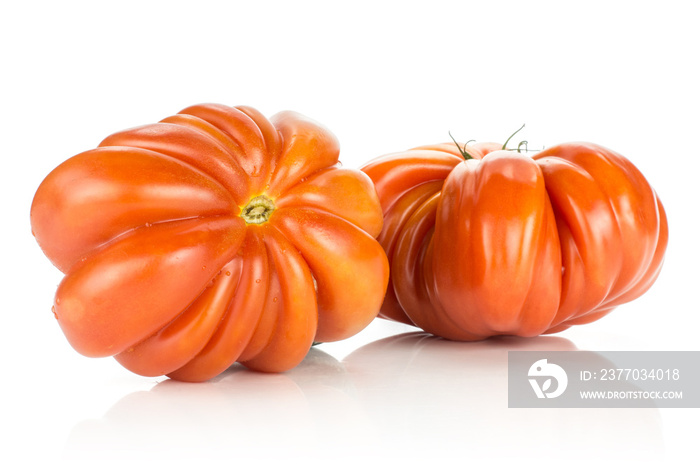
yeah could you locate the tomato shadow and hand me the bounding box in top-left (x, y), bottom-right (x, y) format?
top-left (62, 347), bottom-right (378, 464)
top-left (342, 332), bottom-right (664, 461)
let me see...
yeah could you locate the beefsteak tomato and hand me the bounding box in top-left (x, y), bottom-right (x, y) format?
top-left (31, 104), bottom-right (389, 382)
top-left (361, 140), bottom-right (667, 340)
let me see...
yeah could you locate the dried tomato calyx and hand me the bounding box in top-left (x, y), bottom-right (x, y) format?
top-left (241, 195), bottom-right (276, 224)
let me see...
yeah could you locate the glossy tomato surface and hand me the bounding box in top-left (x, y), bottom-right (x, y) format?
top-left (31, 104), bottom-right (389, 381)
top-left (362, 141), bottom-right (668, 340)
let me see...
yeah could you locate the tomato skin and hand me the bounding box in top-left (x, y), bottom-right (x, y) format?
top-left (31, 104), bottom-right (389, 382)
top-left (362, 141), bottom-right (668, 340)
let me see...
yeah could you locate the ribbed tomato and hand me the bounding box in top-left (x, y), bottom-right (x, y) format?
top-left (361, 140), bottom-right (667, 340)
top-left (31, 104), bottom-right (389, 381)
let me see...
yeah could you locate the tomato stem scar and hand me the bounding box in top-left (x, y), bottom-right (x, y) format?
top-left (241, 195), bottom-right (275, 224)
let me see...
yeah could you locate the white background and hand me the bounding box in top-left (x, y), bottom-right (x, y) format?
top-left (2, 1), bottom-right (698, 464)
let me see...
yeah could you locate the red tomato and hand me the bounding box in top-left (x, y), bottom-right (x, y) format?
top-left (31, 104), bottom-right (389, 382)
top-left (362, 141), bottom-right (668, 340)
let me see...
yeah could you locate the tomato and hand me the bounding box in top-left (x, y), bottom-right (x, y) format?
top-left (31, 104), bottom-right (389, 382)
top-left (361, 140), bottom-right (668, 340)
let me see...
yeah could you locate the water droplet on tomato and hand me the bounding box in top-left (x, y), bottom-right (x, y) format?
top-left (51, 306), bottom-right (58, 319)
top-left (145, 222), bottom-right (152, 227)
top-left (272, 297), bottom-right (278, 303)
top-left (55, 298), bottom-right (60, 304)
top-left (225, 271), bottom-right (231, 276)
top-left (255, 279), bottom-right (261, 283)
